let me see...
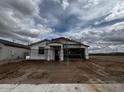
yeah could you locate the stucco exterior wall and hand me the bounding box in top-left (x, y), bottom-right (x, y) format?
top-left (0, 44), bottom-right (29, 61)
top-left (30, 41), bottom-right (48, 60)
top-left (47, 49), bottom-right (54, 61)
top-left (30, 49), bottom-right (47, 60)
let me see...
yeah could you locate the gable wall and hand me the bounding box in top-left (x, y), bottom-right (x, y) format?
top-left (30, 41), bottom-right (48, 60)
top-left (56, 39), bottom-right (78, 44)
top-left (30, 41), bottom-right (47, 49)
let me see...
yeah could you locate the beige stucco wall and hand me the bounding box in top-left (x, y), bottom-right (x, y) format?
top-left (0, 44), bottom-right (29, 61)
top-left (30, 41), bottom-right (48, 60)
top-left (30, 49), bottom-right (47, 60)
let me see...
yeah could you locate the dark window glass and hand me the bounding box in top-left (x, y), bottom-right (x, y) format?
top-left (38, 47), bottom-right (44, 54)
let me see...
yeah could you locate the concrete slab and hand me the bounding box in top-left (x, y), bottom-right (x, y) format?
top-left (0, 84), bottom-right (124, 92)
top-left (0, 84), bottom-right (18, 92)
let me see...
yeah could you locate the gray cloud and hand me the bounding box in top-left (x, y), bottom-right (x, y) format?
top-left (0, 0), bottom-right (52, 43)
top-left (0, 0), bottom-right (124, 53)
top-left (103, 30), bottom-right (124, 43)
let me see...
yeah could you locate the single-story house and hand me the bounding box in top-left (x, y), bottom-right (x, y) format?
top-left (0, 39), bottom-right (30, 61)
top-left (29, 37), bottom-right (89, 61)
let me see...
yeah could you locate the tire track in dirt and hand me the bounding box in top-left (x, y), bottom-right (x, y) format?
top-left (85, 61), bottom-right (117, 83)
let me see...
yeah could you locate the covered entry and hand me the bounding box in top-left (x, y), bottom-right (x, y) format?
top-left (48, 44), bottom-right (63, 61)
top-left (51, 46), bottom-right (61, 61)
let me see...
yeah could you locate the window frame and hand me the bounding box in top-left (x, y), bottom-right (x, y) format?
top-left (38, 47), bottom-right (44, 54)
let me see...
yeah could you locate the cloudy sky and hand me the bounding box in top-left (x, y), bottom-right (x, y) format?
top-left (0, 0), bottom-right (124, 53)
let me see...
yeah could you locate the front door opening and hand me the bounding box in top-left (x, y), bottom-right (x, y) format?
top-left (55, 49), bottom-right (60, 61)
top-left (51, 46), bottom-right (61, 61)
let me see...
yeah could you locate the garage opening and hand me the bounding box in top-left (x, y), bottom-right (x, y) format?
top-left (64, 48), bottom-right (85, 61)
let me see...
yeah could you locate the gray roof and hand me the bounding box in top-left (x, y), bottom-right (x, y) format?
top-left (0, 39), bottom-right (30, 49)
top-left (30, 39), bottom-right (50, 46)
top-left (30, 37), bottom-right (89, 47)
top-left (51, 37), bottom-right (89, 47)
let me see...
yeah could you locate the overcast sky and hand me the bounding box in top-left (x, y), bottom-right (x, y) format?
top-left (0, 0), bottom-right (124, 53)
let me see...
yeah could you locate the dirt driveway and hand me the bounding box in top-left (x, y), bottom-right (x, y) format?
top-left (0, 56), bottom-right (124, 84)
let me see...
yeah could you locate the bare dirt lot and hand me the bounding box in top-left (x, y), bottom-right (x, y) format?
top-left (0, 56), bottom-right (124, 84)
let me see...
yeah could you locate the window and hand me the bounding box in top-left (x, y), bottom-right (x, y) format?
top-left (38, 47), bottom-right (44, 54)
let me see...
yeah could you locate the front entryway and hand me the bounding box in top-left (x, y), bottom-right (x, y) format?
top-left (55, 49), bottom-right (60, 61)
top-left (51, 46), bottom-right (61, 61)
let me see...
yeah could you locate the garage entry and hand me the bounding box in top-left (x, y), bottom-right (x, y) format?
top-left (64, 48), bottom-right (85, 61)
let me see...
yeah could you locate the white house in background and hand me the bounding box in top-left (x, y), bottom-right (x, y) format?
top-left (0, 39), bottom-right (29, 61)
top-left (29, 37), bottom-right (89, 61)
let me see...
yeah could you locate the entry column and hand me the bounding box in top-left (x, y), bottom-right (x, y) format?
top-left (60, 45), bottom-right (64, 61)
top-left (47, 48), bottom-right (50, 61)
top-left (85, 47), bottom-right (89, 59)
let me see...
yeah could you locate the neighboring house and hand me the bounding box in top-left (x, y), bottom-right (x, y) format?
top-left (0, 39), bottom-right (30, 61)
top-left (29, 37), bottom-right (89, 61)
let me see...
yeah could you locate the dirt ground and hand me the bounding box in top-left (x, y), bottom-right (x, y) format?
top-left (0, 56), bottom-right (124, 84)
